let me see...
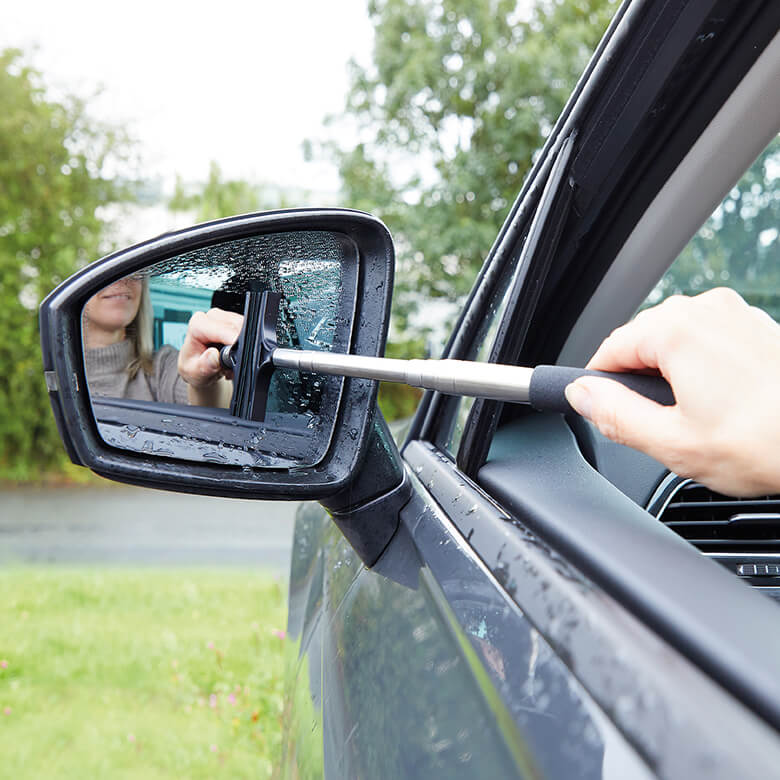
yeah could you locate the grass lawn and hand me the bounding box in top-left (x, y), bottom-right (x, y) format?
top-left (0, 568), bottom-right (287, 778)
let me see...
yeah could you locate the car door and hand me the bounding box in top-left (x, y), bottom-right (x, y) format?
top-left (283, 2), bottom-right (780, 777)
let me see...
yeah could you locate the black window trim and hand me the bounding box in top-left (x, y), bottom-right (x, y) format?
top-left (455, 135), bottom-right (576, 473)
top-left (451, 0), bottom-right (780, 478)
top-left (515, 0), bottom-right (780, 383)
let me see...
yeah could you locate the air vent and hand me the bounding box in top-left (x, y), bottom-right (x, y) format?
top-left (656, 481), bottom-right (780, 554)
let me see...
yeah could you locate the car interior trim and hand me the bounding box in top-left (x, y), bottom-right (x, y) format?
top-left (558, 29), bottom-right (780, 367)
top-left (404, 438), bottom-right (780, 775)
top-left (478, 414), bottom-right (780, 732)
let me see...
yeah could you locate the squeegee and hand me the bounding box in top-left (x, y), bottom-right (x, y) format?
top-left (221, 291), bottom-right (674, 421)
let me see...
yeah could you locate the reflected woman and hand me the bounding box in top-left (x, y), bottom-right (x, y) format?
top-left (83, 274), bottom-right (241, 407)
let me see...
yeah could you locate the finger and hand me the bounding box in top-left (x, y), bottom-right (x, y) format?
top-left (207, 308), bottom-right (245, 329)
top-left (189, 347), bottom-right (223, 383)
top-left (565, 376), bottom-right (684, 466)
top-left (586, 319), bottom-right (658, 373)
top-left (749, 303), bottom-right (776, 328)
top-left (187, 311), bottom-right (243, 348)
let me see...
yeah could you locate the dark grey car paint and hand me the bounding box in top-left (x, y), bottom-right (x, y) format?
top-left (411, 431), bottom-right (780, 776)
top-left (280, 6), bottom-right (780, 770)
top-left (285, 468), bottom-right (658, 776)
top-left (284, 419), bottom-right (780, 777)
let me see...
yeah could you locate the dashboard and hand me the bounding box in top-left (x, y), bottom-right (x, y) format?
top-left (568, 415), bottom-right (780, 601)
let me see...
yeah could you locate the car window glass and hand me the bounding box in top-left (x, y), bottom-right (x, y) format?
top-left (641, 134), bottom-right (779, 314)
top-left (434, 263), bottom-right (515, 455)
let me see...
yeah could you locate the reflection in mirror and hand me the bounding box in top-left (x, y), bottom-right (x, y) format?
top-left (82, 230), bottom-right (357, 468)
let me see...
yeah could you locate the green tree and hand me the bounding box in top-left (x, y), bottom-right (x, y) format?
top-left (169, 161), bottom-right (267, 222)
top-left (648, 137), bottom-right (780, 315)
top-left (316, 0), bottom-right (617, 418)
top-left (326, 0), bottom-right (618, 330)
top-left (0, 49), bottom-right (135, 481)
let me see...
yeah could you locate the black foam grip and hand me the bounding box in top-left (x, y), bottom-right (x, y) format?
top-left (528, 365), bottom-right (675, 414)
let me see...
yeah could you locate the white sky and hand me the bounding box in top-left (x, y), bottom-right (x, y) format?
top-left (3, 0), bottom-right (374, 195)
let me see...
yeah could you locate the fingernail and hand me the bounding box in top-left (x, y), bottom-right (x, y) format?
top-left (565, 382), bottom-right (593, 419)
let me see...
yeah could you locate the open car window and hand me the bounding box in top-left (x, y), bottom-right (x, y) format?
top-left (641, 135), bottom-right (779, 316)
top-left (433, 262), bottom-right (516, 457)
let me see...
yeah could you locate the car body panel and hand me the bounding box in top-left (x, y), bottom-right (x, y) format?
top-left (279, 4), bottom-right (780, 769)
top-left (478, 416), bottom-right (780, 731)
top-left (285, 422), bottom-right (780, 776)
top-left (285, 470), bottom-right (667, 777)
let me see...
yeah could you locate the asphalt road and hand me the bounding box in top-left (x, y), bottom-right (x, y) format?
top-left (0, 486), bottom-right (297, 571)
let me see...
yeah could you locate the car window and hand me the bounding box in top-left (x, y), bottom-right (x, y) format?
top-left (433, 262), bottom-right (515, 456)
top-left (642, 134), bottom-right (779, 314)
top-left (432, 136), bottom-right (576, 459)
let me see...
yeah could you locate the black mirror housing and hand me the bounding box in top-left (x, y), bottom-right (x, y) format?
top-left (40, 208), bottom-right (394, 500)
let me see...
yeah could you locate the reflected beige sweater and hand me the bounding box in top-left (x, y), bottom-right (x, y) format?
top-left (84, 340), bottom-right (189, 404)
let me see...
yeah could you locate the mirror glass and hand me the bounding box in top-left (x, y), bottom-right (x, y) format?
top-left (82, 230), bottom-right (357, 468)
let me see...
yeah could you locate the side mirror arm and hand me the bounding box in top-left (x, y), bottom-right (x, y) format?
top-left (320, 412), bottom-right (412, 567)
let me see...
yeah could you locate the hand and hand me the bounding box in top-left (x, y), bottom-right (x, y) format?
top-left (564, 288), bottom-right (780, 496)
top-left (178, 309), bottom-right (243, 405)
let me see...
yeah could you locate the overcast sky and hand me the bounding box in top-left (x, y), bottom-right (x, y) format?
top-left (3, 0), bottom-right (374, 195)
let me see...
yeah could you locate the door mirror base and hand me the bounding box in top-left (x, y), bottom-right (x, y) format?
top-left (321, 414), bottom-right (412, 567)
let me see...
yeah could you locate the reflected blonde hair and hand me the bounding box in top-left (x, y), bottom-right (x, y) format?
top-left (126, 278), bottom-right (154, 379)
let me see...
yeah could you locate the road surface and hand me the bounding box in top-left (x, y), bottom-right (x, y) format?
top-left (0, 486), bottom-right (297, 571)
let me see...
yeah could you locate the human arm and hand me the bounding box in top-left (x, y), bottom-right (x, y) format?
top-left (563, 287), bottom-right (780, 496)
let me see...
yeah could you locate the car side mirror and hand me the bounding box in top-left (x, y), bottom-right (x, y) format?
top-left (40, 209), bottom-right (394, 501)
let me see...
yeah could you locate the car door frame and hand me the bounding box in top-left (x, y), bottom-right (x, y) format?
top-left (402, 0), bottom-right (780, 746)
top-left (286, 2), bottom-right (780, 773)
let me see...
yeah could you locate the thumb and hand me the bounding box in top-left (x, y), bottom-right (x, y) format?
top-left (564, 376), bottom-right (679, 460)
top-left (200, 347), bottom-right (222, 377)
top-left (184, 347), bottom-right (221, 386)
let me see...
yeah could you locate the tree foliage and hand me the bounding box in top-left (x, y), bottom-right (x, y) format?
top-left (649, 137), bottom-right (780, 315)
top-left (316, 0), bottom-right (617, 419)
top-left (327, 0), bottom-right (618, 327)
top-left (0, 49), bottom-right (135, 481)
top-left (169, 161), bottom-right (264, 222)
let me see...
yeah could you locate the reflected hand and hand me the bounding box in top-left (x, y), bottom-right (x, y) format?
top-left (178, 308), bottom-right (244, 391)
top-left (564, 288), bottom-right (780, 496)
